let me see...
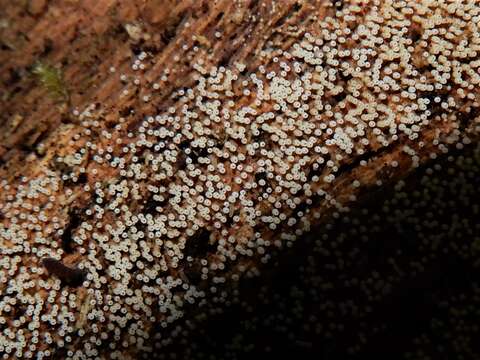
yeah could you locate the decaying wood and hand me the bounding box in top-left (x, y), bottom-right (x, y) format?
top-left (1, 0), bottom-right (480, 359)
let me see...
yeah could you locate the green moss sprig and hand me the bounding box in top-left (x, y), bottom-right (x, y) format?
top-left (32, 62), bottom-right (69, 102)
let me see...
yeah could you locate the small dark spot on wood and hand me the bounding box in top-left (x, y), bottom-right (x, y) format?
top-left (12, 305), bottom-right (26, 320)
top-left (120, 106), bottom-right (135, 117)
top-left (19, 127), bottom-right (50, 157)
top-left (339, 71), bottom-right (352, 82)
top-left (161, 12), bottom-right (185, 46)
top-left (332, 0), bottom-right (344, 10)
top-left (41, 38), bottom-right (53, 56)
top-left (105, 119), bottom-right (117, 129)
top-left (456, 107), bottom-right (478, 132)
top-left (171, 87), bottom-right (188, 101)
top-left (215, 12), bottom-right (224, 23)
top-left (218, 53), bottom-right (231, 68)
top-left (307, 155), bottom-right (330, 181)
top-left (185, 229), bottom-right (216, 258)
top-left (294, 200), bottom-right (308, 218)
top-left (408, 26), bottom-right (422, 43)
top-left (42, 258), bottom-right (86, 287)
top-left (179, 140), bottom-right (190, 150)
top-left (143, 193), bottom-right (168, 215)
top-left (331, 91), bottom-right (347, 105)
top-left (292, 2), bottom-right (301, 12)
top-left (0, 42), bottom-right (13, 51)
top-left (186, 145), bottom-right (209, 165)
top-left (60, 114), bottom-right (74, 125)
top-left (127, 120), bottom-right (139, 133)
top-left (119, 106), bottom-right (136, 122)
top-left (248, 0), bottom-right (259, 10)
top-left (5, 68), bottom-right (22, 86)
top-left (183, 260), bottom-right (203, 285)
top-left (255, 171), bottom-right (267, 183)
top-left (176, 151), bottom-right (187, 169)
top-left (77, 173), bottom-right (87, 184)
top-left (130, 43), bottom-right (143, 55)
top-left (61, 209), bottom-right (82, 253)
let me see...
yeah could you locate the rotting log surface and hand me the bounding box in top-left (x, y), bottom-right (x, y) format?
top-left (1, 1), bottom-right (480, 359)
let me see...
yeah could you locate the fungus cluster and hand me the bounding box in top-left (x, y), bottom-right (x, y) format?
top-left (0, 1), bottom-right (479, 359)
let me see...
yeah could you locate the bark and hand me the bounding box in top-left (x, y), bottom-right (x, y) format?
top-left (0, 0), bottom-right (479, 359)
